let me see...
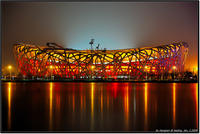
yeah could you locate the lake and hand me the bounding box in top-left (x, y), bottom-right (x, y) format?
top-left (1, 82), bottom-right (198, 132)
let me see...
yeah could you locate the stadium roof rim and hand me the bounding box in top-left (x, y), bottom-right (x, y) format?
top-left (13, 41), bottom-right (188, 52)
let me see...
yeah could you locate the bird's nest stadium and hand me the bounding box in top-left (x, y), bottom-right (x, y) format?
top-left (13, 42), bottom-right (188, 80)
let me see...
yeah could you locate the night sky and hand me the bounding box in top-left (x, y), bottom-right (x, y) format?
top-left (2, 2), bottom-right (198, 73)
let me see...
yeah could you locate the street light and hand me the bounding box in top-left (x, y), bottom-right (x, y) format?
top-left (8, 65), bottom-right (12, 80)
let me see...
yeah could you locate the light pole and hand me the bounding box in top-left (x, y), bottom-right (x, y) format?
top-left (8, 65), bottom-right (12, 80)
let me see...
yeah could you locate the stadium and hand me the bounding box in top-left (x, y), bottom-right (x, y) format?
top-left (13, 41), bottom-right (188, 80)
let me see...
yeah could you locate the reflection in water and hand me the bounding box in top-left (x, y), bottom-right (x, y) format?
top-left (100, 85), bottom-right (103, 130)
top-left (113, 83), bottom-right (118, 98)
top-left (72, 94), bottom-right (75, 112)
top-left (124, 83), bottom-right (129, 130)
top-left (84, 95), bottom-right (86, 112)
top-left (133, 85), bottom-right (136, 129)
top-left (195, 84), bottom-right (198, 128)
top-left (49, 82), bottom-right (53, 130)
top-left (7, 82), bottom-right (12, 130)
top-left (101, 87), bottom-right (103, 113)
top-left (80, 84), bottom-right (84, 124)
top-left (144, 83), bottom-right (148, 130)
top-left (173, 83), bottom-right (176, 128)
top-left (81, 91), bottom-right (83, 111)
top-left (107, 94), bottom-right (109, 111)
top-left (55, 85), bottom-right (61, 128)
top-left (91, 83), bottom-right (94, 130)
top-left (2, 82), bottom-right (198, 132)
top-left (72, 83), bottom-right (75, 112)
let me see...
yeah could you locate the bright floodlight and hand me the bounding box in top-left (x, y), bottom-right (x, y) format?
top-left (91, 65), bottom-right (95, 69)
top-left (172, 66), bottom-right (176, 70)
top-left (50, 65), bottom-right (53, 69)
top-left (8, 65), bottom-right (12, 70)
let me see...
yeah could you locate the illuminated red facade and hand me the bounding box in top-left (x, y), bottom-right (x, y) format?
top-left (14, 42), bottom-right (188, 80)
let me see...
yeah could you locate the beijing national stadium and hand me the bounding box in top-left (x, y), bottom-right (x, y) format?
top-left (13, 40), bottom-right (188, 80)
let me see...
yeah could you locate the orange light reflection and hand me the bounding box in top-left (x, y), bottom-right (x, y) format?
top-left (91, 83), bottom-right (94, 115)
top-left (90, 83), bottom-right (94, 130)
top-left (144, 83), bottom-right (148, 130)
top-left (195, 84), bottom-right (198, 128)
top-left (124, 83), bottom-right (129, 130)
top-left (8, 82), bottom-right (12, 130)
top-left (173, 83), bottom-right (176, 128)
top-left (49, 82), bottom-right (53, 130)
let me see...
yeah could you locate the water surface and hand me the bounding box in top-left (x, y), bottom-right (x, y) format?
top-left (1, 82), bottom-right (198, 132)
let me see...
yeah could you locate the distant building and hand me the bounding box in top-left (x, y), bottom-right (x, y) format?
top-left (13, 42), bottom-right (188, 80)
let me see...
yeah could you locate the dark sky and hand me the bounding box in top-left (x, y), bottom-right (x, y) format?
top-left (2, 2), bottom-right (198, 73)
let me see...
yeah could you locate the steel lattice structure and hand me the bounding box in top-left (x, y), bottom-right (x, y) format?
top-left (13, 42), bottom-right (188, 80)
